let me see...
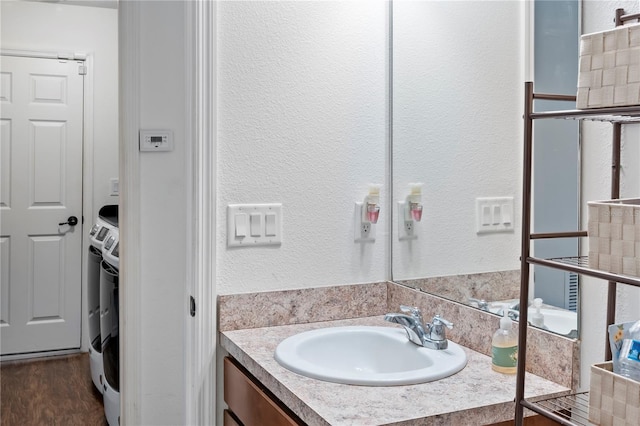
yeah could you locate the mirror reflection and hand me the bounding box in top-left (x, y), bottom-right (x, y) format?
top-left (391, 1), bottom-right (579, 338)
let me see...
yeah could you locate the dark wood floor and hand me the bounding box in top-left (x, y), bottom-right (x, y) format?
top-left (1, 353), bottom-right (108, 426)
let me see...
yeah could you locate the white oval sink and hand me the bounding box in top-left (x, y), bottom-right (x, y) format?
top-left (533, 309), bottom-right (577, 336)
top-left (274, 326), bottom-right (467, 386)
top-left (490, 306), bottom-right (577, 336)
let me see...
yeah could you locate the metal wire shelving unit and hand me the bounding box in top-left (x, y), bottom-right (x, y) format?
top-left (514, 79), bottom-right (640, 426)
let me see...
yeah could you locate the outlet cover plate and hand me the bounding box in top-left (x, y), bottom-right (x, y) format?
top-left (354, 202), bottom-right (376, 242)
top-left (109, 178), bottom-right (119, 196)
top-left (397, 202), bottom-right (417, 240)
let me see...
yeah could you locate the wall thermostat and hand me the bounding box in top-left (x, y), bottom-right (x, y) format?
top-left (139, 129), bottom-right (174, 152)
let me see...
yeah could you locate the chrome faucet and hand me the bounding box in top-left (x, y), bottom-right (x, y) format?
top-left (383, 306), bottom-right (426, 346)
top-left (384, 305), bottom-right (454, 350)
top-left (469, 297), bottom-right (490, 311)
top-left (496, 301), bottom-right (521, 321)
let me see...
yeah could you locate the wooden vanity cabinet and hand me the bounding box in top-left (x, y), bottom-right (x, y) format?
top-left (490, 416), bottom-right (561, 426)
top-left (224, 357), bottom-right (303, 426)
top-left (223, 410), bottom-right (242, 426)
top-left (224, 356), bottom-right (562, 426)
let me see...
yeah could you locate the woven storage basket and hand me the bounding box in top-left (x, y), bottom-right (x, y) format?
top-left (577, 23), bottom-right (640, 109)
top-left (589, 362), bottom-right (640, 425)
top-left (588, 199), bottom-right (640, 277)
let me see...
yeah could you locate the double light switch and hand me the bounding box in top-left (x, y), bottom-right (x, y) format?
top-left (228, 204), bottom-right (282, 247)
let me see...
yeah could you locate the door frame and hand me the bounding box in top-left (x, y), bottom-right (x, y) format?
top-left (0, 48), bottom-right (95, 361)
top-left (184, 1), bottom-right (217, 424)
top-left (118, 1), bottom-right (142, 422)
top-left (118, 1), bottom-right (216, 423)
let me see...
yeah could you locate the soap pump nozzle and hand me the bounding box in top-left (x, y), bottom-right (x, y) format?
top-left (500, 303), bottom-right (513, 330)
top-left (530, 298), bottom-right (545, 329)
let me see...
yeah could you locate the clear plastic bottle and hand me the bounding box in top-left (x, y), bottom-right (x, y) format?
top-left (619, 320), bottom-right (640, 382)
top-left (529, 298), bottom-right (545, 329)
top-left (492, 304), bottom-right (518, 374)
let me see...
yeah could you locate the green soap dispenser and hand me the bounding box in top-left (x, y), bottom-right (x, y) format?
top-left (492, 304), bottom-right (518, 374)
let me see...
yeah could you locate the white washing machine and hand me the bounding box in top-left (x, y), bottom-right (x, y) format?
top-left (101, 227), bottom-right (120, 426)
top-left (87, 240), bottom-right (104, 394)
top-left (88, 205), bottom-right (118, 394)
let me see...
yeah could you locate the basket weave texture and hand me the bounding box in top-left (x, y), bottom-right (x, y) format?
top-left (577, 24), bottom-right (640, 109)
top-left (588, 199), bottom-right (640, 278)
top-left (589, 362), bottom-right (640, 426)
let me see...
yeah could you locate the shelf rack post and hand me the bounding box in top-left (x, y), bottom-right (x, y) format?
top-left (514, 81), bottom-right (535, 425)
top-left (515, 76), bottom-right (639, 424)
top-left (605, 122), bottom-right (622, 361)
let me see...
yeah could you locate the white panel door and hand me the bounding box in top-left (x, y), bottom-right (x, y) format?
top-left (0, 55), bottom-right (83, 356)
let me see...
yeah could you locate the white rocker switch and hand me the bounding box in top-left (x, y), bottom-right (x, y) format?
top-left (265, 213), bottom-right (277, 236)
top-left (250, 213), bottom-right (262, 237)
top-left (235, 214), bottom-right (247, 237)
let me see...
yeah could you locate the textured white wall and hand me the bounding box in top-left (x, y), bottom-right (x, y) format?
top-left (0, 1), bottom-right (118, 351)
top-left (217, 1), bottom-right (389, 294)
top-left (392, 1), bottom-right (523, 279)
top-left (580, 0), bottom-right (640, 390)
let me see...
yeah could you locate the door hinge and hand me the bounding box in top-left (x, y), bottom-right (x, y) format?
top-left (78, 65), bottom-right (87, 75)
top-left (190, 296), bottom-right (196, 317)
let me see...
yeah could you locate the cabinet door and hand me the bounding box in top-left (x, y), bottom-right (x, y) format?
top-left (224, 410), bottom-right (242, 426)
top-left (489, 415), bottom-right (562, 426)
top-left (224, 357), bottom-right (302, 426)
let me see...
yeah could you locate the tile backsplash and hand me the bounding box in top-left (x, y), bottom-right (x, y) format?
top-left (218, 282), bottom-right (387, 332)
top-left (395, 269), bottom-right (520, 307)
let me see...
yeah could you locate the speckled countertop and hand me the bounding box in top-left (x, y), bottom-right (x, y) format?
top-left (220, 315), bottom-right (569, 426)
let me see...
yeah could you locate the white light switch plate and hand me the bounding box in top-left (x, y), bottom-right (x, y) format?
top-left (227, 204), bottom-right (282, 247)
top-left (476, 197), bottom-right (515, 234)
top-left (109, 178), bottom-right (119, 196)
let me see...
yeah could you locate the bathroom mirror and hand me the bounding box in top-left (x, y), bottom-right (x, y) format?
top-left (390, 1), bottom-right (580, 338)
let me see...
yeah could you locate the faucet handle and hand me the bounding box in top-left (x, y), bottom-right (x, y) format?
top-left (432, 315), bottom-right (453, 329)
top-left (400, 306), bottom-right (424, 324)
top-left (400, 305), bottom-right (422, 319)
top-left (469, 298), bottom-right (489, 310)
top-left (400, 305), bottom-right (419, 313)
top-left (426, 315), bottom-right (453, 344)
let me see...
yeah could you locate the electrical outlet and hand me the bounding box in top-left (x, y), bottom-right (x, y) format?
top-left (361, 222), bottom-right (371, 235)
top-left (404, 220), bottom-right (414, 233)
top-left (397, 202), bottom-right (417, 240)
top-left (354, 202), bottom-right (375, 242)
